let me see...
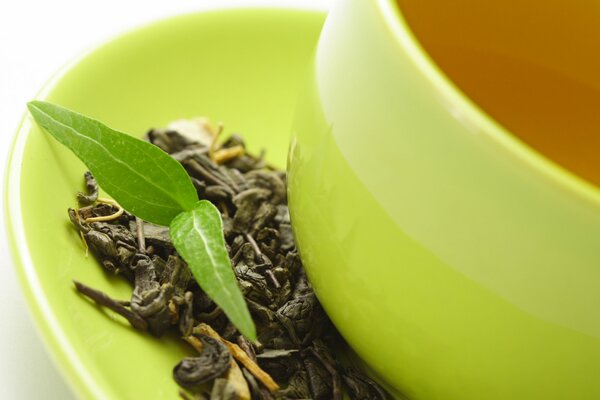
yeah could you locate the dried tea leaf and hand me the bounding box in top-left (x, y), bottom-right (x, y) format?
top-left (342, 367), bottom-right (388, 400)
top-left (167, 117), bottom-right (215, 147)
top-left (256, 349), bottom-right (302, 382)
top-left (27, 101), bottom-right (197, 225)
top-left (73, 280), bottom-right (147, 331)
top-left (194, 323), bottom-right (279, 393)
top-left (308, 340), bottom-right (343, 400)
top-left (173, 334), bottom-right (231, 388)
top-left (129, 220), bottom-right (173, 249)
top-left (171, 201), bottom-right (255, 340)
top-left (303, 353), bottom-right (333, 400)
top-left (279, 370), bottom-right (312, 399)
top-left (77, 171), bottom-right (99, 205)
top-left (277, 292), bottom-right (326, 345)
top-left (130, 255), bottom-right (174, 336)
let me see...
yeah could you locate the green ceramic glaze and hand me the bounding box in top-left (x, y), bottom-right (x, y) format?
top-left (4, 8), bottom-right (325, 399)
top-left (289, 0), bottom-right (600, 399)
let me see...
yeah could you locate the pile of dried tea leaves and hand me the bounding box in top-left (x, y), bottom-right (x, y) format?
top-left (68, 119), bottom-right (388, 400)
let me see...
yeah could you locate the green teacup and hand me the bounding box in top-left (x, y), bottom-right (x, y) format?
top-left (288, 0), bottom-right (600, 398)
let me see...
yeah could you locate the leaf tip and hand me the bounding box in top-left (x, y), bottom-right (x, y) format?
top-left (26, 100), bottom-right (38, 113)
top-left (26, 100), bottom-right (49, 119)
top-left (242, 323), bottom-right (257, 342)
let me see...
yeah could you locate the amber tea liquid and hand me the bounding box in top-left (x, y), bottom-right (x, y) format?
top-left (398, 0), bottom-right (600, 187)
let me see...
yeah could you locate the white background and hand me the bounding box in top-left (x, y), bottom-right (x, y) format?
top-left (0, 1), bottom-right (329, 398)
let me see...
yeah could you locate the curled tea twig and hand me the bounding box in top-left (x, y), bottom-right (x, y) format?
top-left (135, 217), bottom-right (146, 253)
top-left (213, 145), bottom-right (245, 164)
top-left (68, 208), bottom-right (90, 256)
top-left (208, 122), bottom-right (224, 162)
top-left (84, 197), bottom-right (124, 223)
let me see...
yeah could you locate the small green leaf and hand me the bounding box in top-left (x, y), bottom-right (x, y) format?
top-left (170, 200), bottom-right (256, 340)
top-left (27, 101), bottom-right (197, 226)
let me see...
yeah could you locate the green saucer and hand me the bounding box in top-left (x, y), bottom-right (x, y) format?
top-left (4, 8), bottom-right (325, 399)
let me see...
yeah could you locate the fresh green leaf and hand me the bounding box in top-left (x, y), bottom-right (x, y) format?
top-left (170, 200), bottom-right (256, 340)
top-left (27, 101), bottom-right (198, 226)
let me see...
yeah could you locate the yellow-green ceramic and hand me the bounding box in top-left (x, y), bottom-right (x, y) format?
top-left (289, 0), bottom-right (600, 399)
top-left (4, 8), bottom-right (325, 399)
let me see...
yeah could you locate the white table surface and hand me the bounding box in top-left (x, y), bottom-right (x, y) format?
top-left (0, 1), bottom-right (329, 398)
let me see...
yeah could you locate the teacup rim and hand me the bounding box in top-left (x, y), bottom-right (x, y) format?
top-left (375, 0), bottom-right (600, 207)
